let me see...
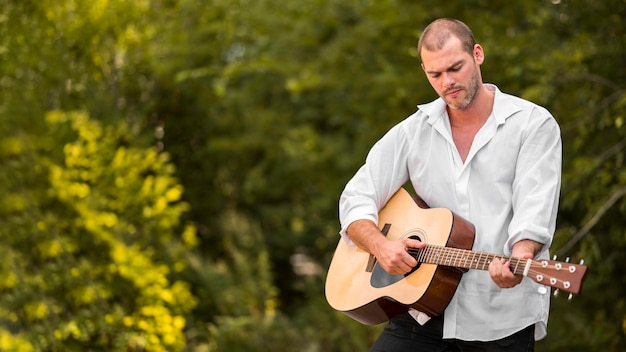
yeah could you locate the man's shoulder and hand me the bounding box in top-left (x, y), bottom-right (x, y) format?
top-left (492, 86), bottom-right (555, 125)
top-left (494, 86), bottom-right (551, 115)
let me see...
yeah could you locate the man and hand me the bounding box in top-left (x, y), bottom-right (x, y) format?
top-left (338, 18), bottom-right (561, 351)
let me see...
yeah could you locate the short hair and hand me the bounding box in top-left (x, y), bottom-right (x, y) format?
top-left (417, 18), bottom-right (477, 61)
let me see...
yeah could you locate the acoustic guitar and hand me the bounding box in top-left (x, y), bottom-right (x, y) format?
top-left (325, 188), bottom-right (588, 325)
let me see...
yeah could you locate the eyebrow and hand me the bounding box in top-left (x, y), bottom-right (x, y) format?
top-left (425, 59), bottom-right (464, 75)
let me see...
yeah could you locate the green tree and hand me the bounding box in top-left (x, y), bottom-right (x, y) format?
top-left (149, 0), bottom-right (626, 350)
top-left (0, 111), bottom-right (196, 350)
top-left (2, 0), bottom-right (625, 350)
top-left (532, 1), bottom-right (626, 350)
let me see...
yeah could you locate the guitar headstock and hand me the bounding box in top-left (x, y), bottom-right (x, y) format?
top-left (526, 257), bottom-right (588, 297)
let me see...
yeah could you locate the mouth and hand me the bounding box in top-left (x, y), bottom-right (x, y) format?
top-left (445, 88), bottom-right (463, 97)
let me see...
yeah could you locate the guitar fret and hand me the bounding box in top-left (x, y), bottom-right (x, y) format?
top-left (486, 254), bottom-right (494, 269)
top-left (460, 249), bottom-right (466, 268)
top-left (512, 258), bottom-right (521, 275)
top-left (470, 252), bottom-right (479, 269)
top-left (463, 251), bottom-right (470, 268)
top-left (458, 248), bottom-right (468, 268)
top-left (456, 249), bottom-right (462, 267)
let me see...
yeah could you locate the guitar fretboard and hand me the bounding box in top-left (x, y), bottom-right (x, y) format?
top-left (409, 245), bottom-right (528, 275)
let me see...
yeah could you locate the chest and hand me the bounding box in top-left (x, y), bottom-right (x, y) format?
top-left (451, 125), bottom-right (481, 163)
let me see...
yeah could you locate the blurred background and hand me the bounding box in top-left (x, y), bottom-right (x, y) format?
top-left (0, 0), bottom-right (624, 350)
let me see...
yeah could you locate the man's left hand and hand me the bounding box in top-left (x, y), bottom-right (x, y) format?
top-left (488, 239), bottom-right (543, 289)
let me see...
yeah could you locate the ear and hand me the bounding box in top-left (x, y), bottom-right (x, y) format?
top-left (473, 44), bottom-right (485, 65)
top-left (420, 62), bottom-right (426, 72)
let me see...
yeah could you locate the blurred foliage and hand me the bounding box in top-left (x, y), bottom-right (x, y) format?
top-left (0, 110), bottom-right (196, 350)
top-left (0, 0), bottom-right (624, 351)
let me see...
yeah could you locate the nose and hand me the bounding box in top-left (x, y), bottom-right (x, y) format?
top-left (443, 72), bottom-right (455, 88)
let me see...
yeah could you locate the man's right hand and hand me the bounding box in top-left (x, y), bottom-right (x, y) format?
top-left (346, 219), bottom-right (426, 275)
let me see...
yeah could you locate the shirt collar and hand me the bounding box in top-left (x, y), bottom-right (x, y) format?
top-left (417, 84), bottom-right (523, 126)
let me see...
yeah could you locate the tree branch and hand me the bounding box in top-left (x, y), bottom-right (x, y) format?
top-left (556, 187), bottom-right (626, 256)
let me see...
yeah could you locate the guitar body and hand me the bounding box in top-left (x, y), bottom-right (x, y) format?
top-left (325, 188), bottom-right (475, 325)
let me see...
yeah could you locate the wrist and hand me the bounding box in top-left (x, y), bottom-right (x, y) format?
top-left (511, 239), bottom-right (543, 258)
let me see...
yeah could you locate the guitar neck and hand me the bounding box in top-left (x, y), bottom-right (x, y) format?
top-left (409, 244), bottom-right (587, 295)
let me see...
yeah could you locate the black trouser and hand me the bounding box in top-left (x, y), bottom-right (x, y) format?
top-left (370, 313), bottom-right (535, 352)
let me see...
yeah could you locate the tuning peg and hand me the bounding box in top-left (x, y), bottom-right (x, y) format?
top-left (579, 259), bottom-right (585, 265)
top-left (553, 289), bottom-right (559, 297)
top-left (565, 257), bottom-right (570, 263)
top-left (552, 254), bottom-right (557, 260)
top-left (568, 293), bottom-right (573, 301)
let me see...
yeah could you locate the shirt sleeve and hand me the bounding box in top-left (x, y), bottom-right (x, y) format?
top-left (505, 107), bottom-right (562, 256)
top-left (338, 122), bottom-right (412, 245)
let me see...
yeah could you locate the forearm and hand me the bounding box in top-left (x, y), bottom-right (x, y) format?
top-left (511, 239), bottom-right (544, 258)
top-left (346, 219), bottom-right (385, 256)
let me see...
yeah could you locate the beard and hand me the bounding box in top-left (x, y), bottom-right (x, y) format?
top-left (442, 67), bottom-right (481, 110)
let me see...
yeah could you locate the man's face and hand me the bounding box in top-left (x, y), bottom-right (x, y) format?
top-left (421, 37), bottom-right (483, 110)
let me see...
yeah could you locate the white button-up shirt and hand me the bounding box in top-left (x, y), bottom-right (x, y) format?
top-left (339, 84), bottom-right (561, 341)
